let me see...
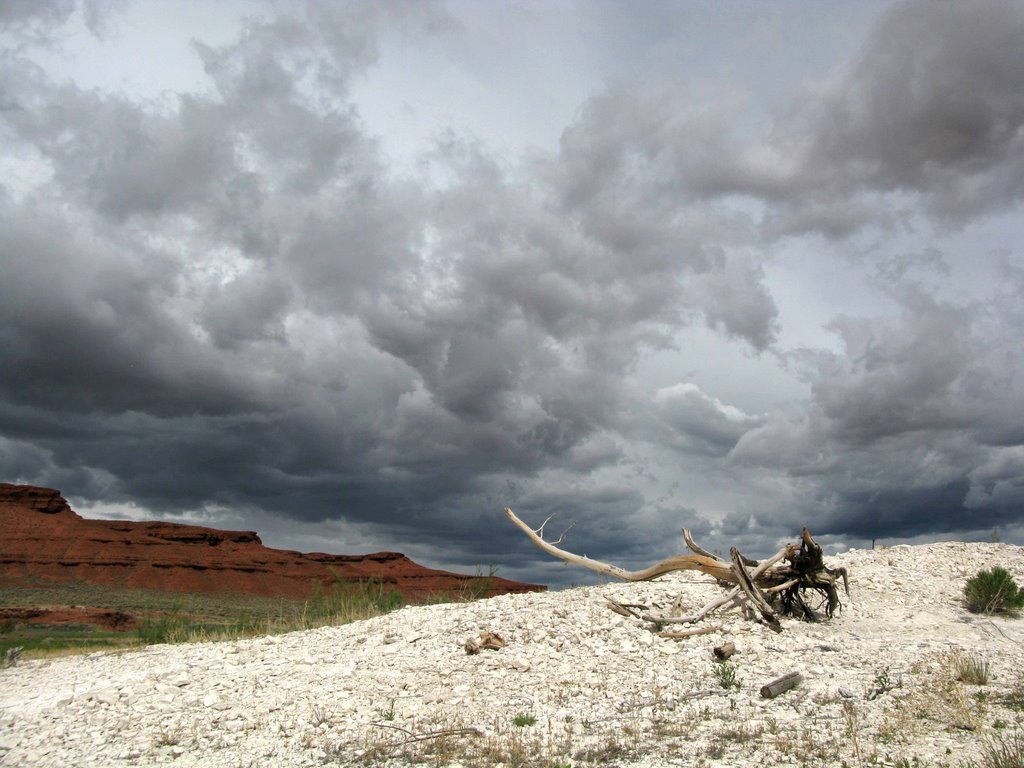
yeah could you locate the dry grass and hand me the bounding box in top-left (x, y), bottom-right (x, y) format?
top-left (969, 731), bottom-right (1024, 768)
top-left (878, 652), bottom-right (985, 744)
top-left (954, 651), bottom-right (993, 686)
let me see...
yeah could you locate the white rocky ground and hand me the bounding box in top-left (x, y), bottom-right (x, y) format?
top-left (2, 541), bottom-right (1024, 768)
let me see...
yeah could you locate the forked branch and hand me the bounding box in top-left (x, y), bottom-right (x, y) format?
top-left (504, 506), bottom-right (848, 631)
top-left (503, 507), bottom-right (734, 582)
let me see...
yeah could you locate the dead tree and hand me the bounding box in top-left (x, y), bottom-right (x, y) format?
top-left (504, 507), bottom-right (848, 632)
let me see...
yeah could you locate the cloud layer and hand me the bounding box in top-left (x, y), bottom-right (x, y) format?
top-left (1, 0), bottom-right (1023, 583)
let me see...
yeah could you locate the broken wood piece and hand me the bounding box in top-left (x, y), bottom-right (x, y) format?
top-left (464, 631), bottom-right (505, 655)
top-left (730, 547), bottom-right (782, 633)
top-left (713, 641), bottom-right (735, 660)
top-left (764, 578), bottom-right (800, 594)
top-left (760, 671), bottom-right (804, 699)
top-left (657, 625), bottom-right (722, 639)
top-left (604, 596), bottom-right (647, 619)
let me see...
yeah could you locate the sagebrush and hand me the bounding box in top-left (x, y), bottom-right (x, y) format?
top-left (964, 566), bottom-right (1024, 615)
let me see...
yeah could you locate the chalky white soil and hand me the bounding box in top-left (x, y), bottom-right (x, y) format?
top-left (2, 542), bottom-right (1024, 768)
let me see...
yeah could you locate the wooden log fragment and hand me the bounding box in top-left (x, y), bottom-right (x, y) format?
top-left (713, 641), bottom-right (735, 660)
top-left (657, 625), bottom-right (722, 639)
top-left (604, 596), bottom-right (646, 619)
top-left (760, 671), bottom-right (804, 699)
top-left (730, 547), bottom-right (782, 633)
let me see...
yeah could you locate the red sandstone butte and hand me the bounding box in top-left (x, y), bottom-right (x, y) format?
top-left (0, 483), bottom-right (544, 601)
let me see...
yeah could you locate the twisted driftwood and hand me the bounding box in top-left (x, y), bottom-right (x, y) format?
top-left (504, 507), bottom-right (848, 632)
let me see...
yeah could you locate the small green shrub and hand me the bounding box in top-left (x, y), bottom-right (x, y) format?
top-left (892, 757), bottom-right (929, 768)
top-left (512, 713), bottom-right (537, 727)
top-left (374, 699), bottom-right (396, 722)
top-left (964, 567), bottom-right (1024, 615)
top-left (713, 661), bottom-right (739, 690)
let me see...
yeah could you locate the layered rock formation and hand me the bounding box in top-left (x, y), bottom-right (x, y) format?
top-left (0, 483), bottom-right (543, 600)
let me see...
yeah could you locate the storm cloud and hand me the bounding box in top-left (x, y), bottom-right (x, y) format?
top-left (1, 0), bottom-right (1022, 585)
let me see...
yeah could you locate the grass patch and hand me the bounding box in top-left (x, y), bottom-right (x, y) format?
top-left (878, 650), bottom-right (988, 744)
top-left (0, 646), bottom-right (23, 668)
top-left (1000, 679), bottom-right (1024, 712)
top-left (0, 624), bottom-right (135, 658)
top-left (953, 651), bottom-right (992, 686)
top-left (300, 577), bottom-right (404, 629)
top-left (969, 731), bottom-right (1024, 768)
top-left (0, 576), bottom-right (415, 659)
top-left (0, 566), bottom-right (507, 662)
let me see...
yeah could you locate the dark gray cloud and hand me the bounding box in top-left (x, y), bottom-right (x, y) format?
top-left (1, 0), bottom-right (1022, 586)
top-left (687, 0), bottom-right (1024, 237)
top-left (807, 0), bottom-right (1024, 223)
top-left (729, 281), bottom-right (1024, 547)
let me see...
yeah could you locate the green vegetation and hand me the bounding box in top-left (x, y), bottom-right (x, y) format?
top-left (513, 713), bottom-right (537, 728)
top-left (461, 563), bottom-right (500, 601)
top-left (964, 566), bottom-right (1024, 615)
top-left (712, 660), bottom-right (740, 690)
top-left (301, 577), bottom-right (404, 629)
top-left (0, 572), bottom-right (496, 660)
top-left (970, 731), bottom-right (1024, 768)
top-left (1001, 678), bottom-right (1024, 712)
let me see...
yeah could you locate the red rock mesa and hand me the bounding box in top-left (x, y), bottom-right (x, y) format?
top-left (0, 483), bottom-right (544, 601)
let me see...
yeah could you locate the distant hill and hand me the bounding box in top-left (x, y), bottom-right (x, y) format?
top-left (0, 483), bottom-right (544, 601)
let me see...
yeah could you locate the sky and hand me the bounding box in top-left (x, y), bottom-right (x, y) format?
top-left (2, 0), bottom-right (1023, 588)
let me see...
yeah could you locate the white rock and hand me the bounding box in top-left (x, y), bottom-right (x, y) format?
top-left (0, 542), bottom-right (1021, 768)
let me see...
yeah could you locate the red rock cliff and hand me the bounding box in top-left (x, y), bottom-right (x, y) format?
top-left (0, 483), bottom-right (544, 600)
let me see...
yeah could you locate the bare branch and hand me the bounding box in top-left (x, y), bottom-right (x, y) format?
top-left (764, 579), bottom-right (800, 594)
top-left (642, 590), bottom-right (741, 625)
top-left (534, 513), bottom-right (556, 538)
top-left (751, 543), bottom-right (800, 576)
top-left (682, 528), bottom-right (723, 561)
top-left (371, 724), bottom-right (483, 746)
top-left (657, 625), bottom-right (722, 639)
top-left (553, 521), bottom-right (576, 545)
top-left (505, 507), bottom-right (734, 582)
